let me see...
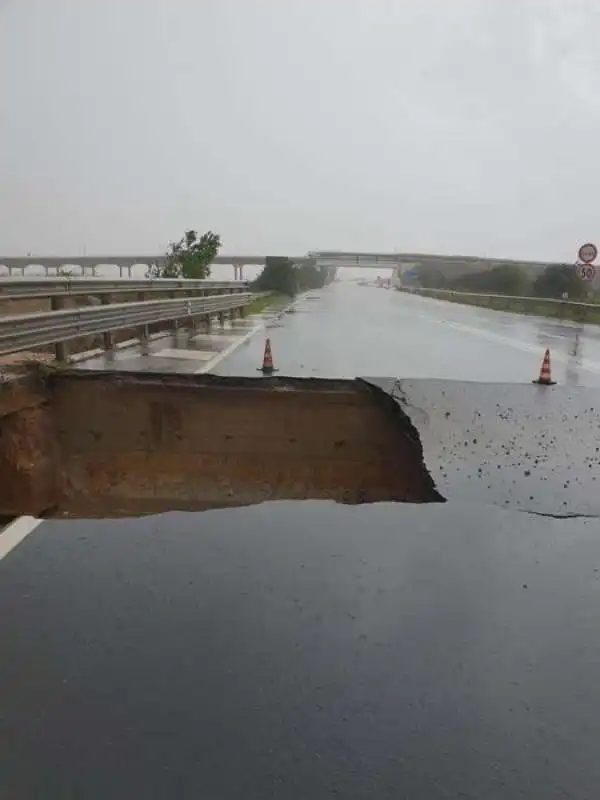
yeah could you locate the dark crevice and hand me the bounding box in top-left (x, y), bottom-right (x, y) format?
top-left (519, 510), bottom-right (599, 520)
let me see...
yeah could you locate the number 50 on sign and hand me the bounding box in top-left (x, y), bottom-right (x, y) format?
top-left (578, 264), bottom-right (596, 282)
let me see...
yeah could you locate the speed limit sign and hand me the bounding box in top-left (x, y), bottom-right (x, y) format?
top-left (578, 264), bottom-right (596, 282)
top-left (578, 242), bottom-right (597, 264)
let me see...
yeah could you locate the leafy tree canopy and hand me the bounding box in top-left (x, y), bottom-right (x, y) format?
top-left (147, 230), bottom-right (221, 279)
top-left (414, 263), bottom-right (531, 296)
top-left (532, 264), bottom-right (586, 300)
top-left (451, 264), bottom-right (531, 296)
top-left (252, 258), bottom-right (328, 296)
top-left (414, 265), bottom-right (448, 289)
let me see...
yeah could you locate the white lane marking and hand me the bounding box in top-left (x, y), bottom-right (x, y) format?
top-left (194, 325), bottom-right (261, 374)
top-left (0, 517), bottom-right (42, 562)
top-left (193, 295), bottom-right (306, 373)
top-left (413, 312), bottom-right (600, 374)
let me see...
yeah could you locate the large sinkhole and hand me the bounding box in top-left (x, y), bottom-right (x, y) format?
top-left (6, 369), bottom-right (596, 520)
top-left (1, 370), bottom-right (444, 519)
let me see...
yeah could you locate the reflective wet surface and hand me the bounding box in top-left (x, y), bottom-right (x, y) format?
top-left (3, 281), bottom-right (600, 798)
top-left (365, 377), bottom-right (600, 517)
top-left (214, 283), bottom-right (600, 387)
top-left (1, 503), bottom-right (600, 799)
top-left (74, 281), bottom-right (600, 386)
top-left (75, 298), bottom-right (292, 375)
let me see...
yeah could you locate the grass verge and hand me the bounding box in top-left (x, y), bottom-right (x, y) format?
top-left (245, 292), bottom-right (291, 315)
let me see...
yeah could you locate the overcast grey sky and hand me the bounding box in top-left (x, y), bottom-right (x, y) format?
top-left (1, 0), bottom-right (599, 260)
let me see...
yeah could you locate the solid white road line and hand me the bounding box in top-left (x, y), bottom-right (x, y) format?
top-left (194, 324), bottom-right (261, 374)
top-left (0, 517), bottom-right (43, 562)
top-left (193, 296), bottom-right (305, 374)
top-left (411, 311), bottom-right (600, 374)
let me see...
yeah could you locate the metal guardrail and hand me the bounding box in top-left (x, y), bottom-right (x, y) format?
top-left (0, 293), bottom-right (252, 357)
top-left (0, 277), bottom-right (248, 301)
top-left (398, 287), bottom-right (600, 316)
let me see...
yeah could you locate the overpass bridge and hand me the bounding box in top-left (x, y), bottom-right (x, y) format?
top-left (0, 250), bottom-right (561, 281)
top-left (308, 251), bottom-right (562, 280)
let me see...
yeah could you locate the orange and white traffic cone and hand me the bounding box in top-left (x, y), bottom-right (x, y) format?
top-left (257, 338), bottom-right (278, 374)
top-left (533, 348), bottom-right (556, 385)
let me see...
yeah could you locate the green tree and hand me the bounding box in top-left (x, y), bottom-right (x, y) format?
top-left (532, 264), bottom-right (586, 300)
top-left (252, 258), bottom-right (332, 295)
top-left (252, 257), bottom-right (298, 296)
top-left (147, 230), bottom-right (221, 279)
top-left (416, 265), bottom-right (448, 289)
top-left (451, 264), bottom-right (531, 296)
top-left (296, 262), bottom-right (327, 291)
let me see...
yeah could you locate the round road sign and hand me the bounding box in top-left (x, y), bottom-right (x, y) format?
top-left (578, 242), bottom-right (597, 264)
top-left (578, 264), bottom-right (596, 282)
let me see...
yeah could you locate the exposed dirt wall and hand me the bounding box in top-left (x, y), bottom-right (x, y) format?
top-left (0, 375), bottom-right (59, 515)
top-left (0, 370), bottom-right (442, 517)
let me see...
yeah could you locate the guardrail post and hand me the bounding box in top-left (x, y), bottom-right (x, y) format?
top-left (189, 301), bottom-right (199, 331)
top-left (51, 295), bottom-right (69, 361)
top-left (137, 291), bottom-right (150, 345)
top-left (185, 293), bottom-right (196, 332)
top-left (101, 295), bottom-right (115, 351)
top-left (169, 291), bottom-right (179, 331)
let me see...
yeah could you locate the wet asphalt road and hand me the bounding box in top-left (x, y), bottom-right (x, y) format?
top-left (215, 282), bottom-right (600, 387)
top-left (73, 280), bottom-right (600, 385)
top-left (2, 503), bottom-right (600, 799)
top-left (2, 283), bottom-right (600, 798)
top-left (364, 376), bottom-right (600, 518)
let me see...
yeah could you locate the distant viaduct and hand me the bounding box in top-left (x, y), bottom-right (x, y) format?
top-left (0, 250), bottom-right (565, 280)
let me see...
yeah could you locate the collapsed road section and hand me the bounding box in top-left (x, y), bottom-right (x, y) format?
top-left (2, 367), bottom-right (598, 519)
top-left (0, 369), bottom-right (442, 517)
